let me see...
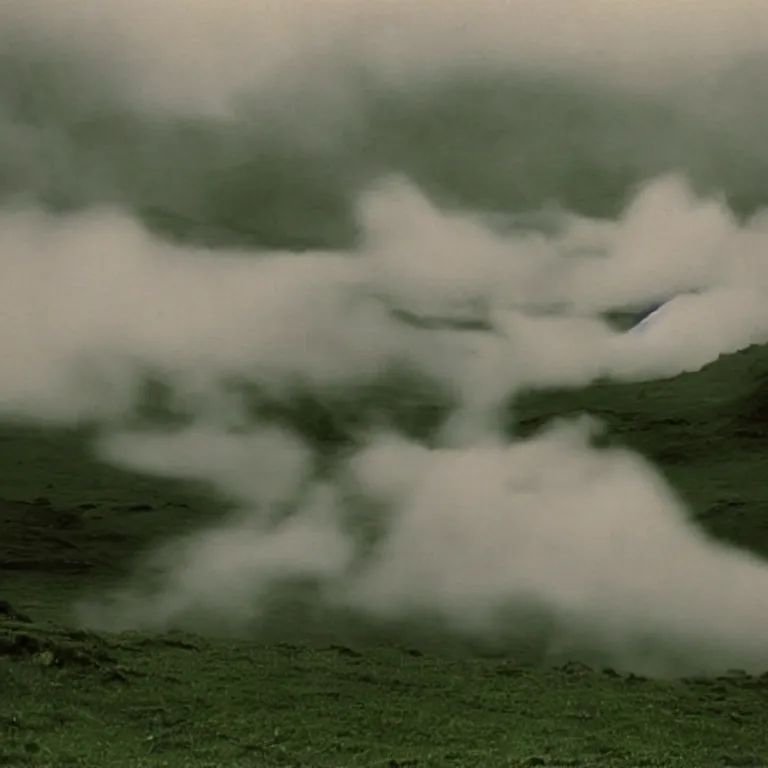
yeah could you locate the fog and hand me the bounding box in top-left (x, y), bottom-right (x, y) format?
top-left (4, 2), bottom-right (768, 676)
top-left (4, 0), bottom-right (767, 114)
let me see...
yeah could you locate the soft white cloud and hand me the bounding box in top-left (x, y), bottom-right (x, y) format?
top-left (5, 0), bottom-right (768, 673)
top-left (1, 175), bottom-right (762, 674)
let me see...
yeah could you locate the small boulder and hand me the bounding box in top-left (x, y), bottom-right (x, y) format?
top-left (0, 600), bottom-right (32, 623)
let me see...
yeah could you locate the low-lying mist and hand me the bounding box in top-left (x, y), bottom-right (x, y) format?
top-left (4, 2), bottom-right (768, 676)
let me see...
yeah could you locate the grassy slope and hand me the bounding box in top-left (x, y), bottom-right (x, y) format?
top-left (4, 343), bottom-right (768, 767)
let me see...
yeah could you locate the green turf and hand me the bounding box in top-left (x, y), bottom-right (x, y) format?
top-left (4, 343), bottom-right (768, 767)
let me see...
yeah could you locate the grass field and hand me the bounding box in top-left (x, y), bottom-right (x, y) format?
top-left (4, 341), bottom-right (768, 768)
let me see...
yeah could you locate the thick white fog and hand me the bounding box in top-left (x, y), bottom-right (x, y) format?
top-left (4, 2), bottom-right (768, 676)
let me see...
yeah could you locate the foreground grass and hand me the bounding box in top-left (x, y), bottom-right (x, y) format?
top-left (4, 343), bottom-right (768, 766)
top-left (3, 616), bottom-right (768, 768)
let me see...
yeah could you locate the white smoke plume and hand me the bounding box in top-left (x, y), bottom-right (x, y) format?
top-left (5, 2), bottom-right (768, 677)
top-left (3, 173), bottom-right (768, 675)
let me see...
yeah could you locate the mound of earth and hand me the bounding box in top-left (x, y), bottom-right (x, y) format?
top-left (0, 611), bottom-right (129, 679)
top-left (0, 600), bottom-right (32, 623)
top-left (729, 356), bottom-right (768, 438)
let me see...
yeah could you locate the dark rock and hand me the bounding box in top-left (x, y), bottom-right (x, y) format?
top-left (316, 644), bottom-right (362, 658)
top-left (126, 504), bottom-right (153, 512)
top-left (558, 661), bottom-right (592, 675)
top-left (0, 600), bottom-right (32, 623)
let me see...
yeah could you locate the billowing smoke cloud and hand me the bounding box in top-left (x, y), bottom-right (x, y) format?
top-left (3, 172), bottom-right (768, 676)
top-left (6, 2), bottom-right (768, 677)
top-left (3, 175), bottom-right (766, 421)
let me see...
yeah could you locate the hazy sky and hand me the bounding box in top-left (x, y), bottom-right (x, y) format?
top-left (3, 0), bottom-right (768, 114)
